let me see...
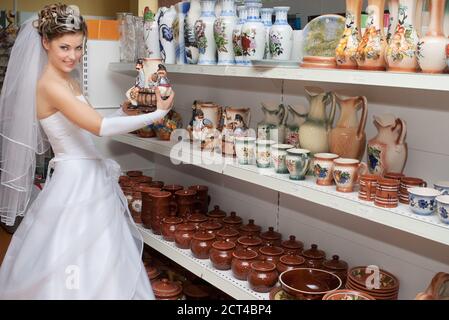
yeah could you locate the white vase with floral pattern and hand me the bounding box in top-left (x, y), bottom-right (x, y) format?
top-left (195, 0), bottom-right (217, 65)
top-left (175, 1), bottom-right (190, 64)
top-left (185, 0), bottom-right (202, 64)
top-left (241, 1), bottom-right (265, 61)
top-left (261, 8), bottom-right (274, 59)
top-left (336, 0), bottom-right (362, 69)
top-left (158, 6), bottom-right (177, 64)
top-left (143, 8), bottom-right (161, 59)
top-left (269, 6), bottom-right (293, 60)
top-left (214, 0), bottom-right (237, 65)
top-left (232, 5), bottom-right (248, 65)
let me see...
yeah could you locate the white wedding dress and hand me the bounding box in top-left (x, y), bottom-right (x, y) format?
top-left (0, 96), bottom-right (155, 300)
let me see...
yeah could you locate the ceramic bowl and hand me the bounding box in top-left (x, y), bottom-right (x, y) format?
top-left (322, 289), bottom-right (375, 300)
top-left (436, 195), bottom-right (449, 224)
top-left (434, 181), bottom-right (449, 195)
top-left (279, 268), bottom-right (342, 300)
top-left (408, 187), bottom-right (441, 216)
top-left (348, 266), bottom-right (399, 293)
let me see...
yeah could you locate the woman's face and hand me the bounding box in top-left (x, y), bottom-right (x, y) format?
top-left (43, 32), bottom-right (84, 74)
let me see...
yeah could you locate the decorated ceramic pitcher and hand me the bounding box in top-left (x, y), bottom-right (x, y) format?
top-left (257, 103), bottom-right (286, 143)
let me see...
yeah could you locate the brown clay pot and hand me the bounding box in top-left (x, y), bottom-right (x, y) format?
top-left (152, 278), bottom-right (183, 300)
top-left (236, 235), bottom-right (263, 252)
top-left (174, 223), bottom-right (197, 249)
top-left (140, 186), bottom-right (163, 229)
top-left (150, 181), bottom-right (165, 189)
top-left (260, 227), bottom-right (283, 246)
top-left (258, 245), bottom-right (284, 265)
top-left (231, 247), bottom-right (259, 280)
top-left (216, 226), bottom-right (240, 242)
top-left (207, 205), bottom-right (227, 221)
top-left (302, 244), bottom-right (326, 269)
top-left (198, 220), bottom-right (223, 236)
top-left (187, 211), bottom-right (209, 228)
top-left (375, 178), bottom-right (400, 208)
top-left (239, 219), bottom-right (262, 237)
top-left (161, 215), bottom-right (183, 242)
top-left (190, 230), bottom-right (216, 259)
top-left (133, 175), bottom-right (153, 184)
top-left (281, 235), bottom-right (304, 256)
top-left (144, 262), bottom-right (162, 283)
top-left (175, 189), bottom-right (197, 218)
top-left (127, 170), bottom-right (143, 178)
top-left (163, 184), bottom-right (184, 200)
top-left (119, 175), bottom-right (131, 185)
top-left (129, 191), bottom-right (142, 224)
top-left (183, 283), bottom-right (213, 300)
top-left (210, 240), bottom-right (236, 270)
top-left (188, 185), bottom-right (211, 214)
top-left (149, 191), bottom-right (177, 235)
top-left (276, 253), bottom-right (306, 274)
top-left (359, 174), bottom-right (379, 202)
top-left (222, 211), bottom-right (243, 228)
top-left (322, 255), bottom-right (348, 288)
top-left (247, 261), bottom-right (279, 293)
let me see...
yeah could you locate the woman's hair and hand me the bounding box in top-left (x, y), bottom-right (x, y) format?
top-left (33, 3), bottom-right (88, 41)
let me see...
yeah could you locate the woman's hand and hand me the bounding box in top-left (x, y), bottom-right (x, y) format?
top-left (155, 88), bottom-right (175, 111)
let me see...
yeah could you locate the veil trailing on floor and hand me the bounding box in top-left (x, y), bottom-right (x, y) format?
top-left (0, 17), bottom-right (50, 226)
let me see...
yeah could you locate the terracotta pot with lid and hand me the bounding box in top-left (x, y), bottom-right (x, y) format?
top-left (140, 186), bottom-right (165, 229)
top-left (236, 235), bottom-right (263, 252)
top-left (187, 211), bottom-right (209, 228)
top-left (149, 181), bottom-right (165, 189)
top-left (260, 227), bottom-right (283, 246)
top-left (207, 205), bottom-right (227, 221)
top-left (322, 255), bottom-right (348, 288)
top-left (126, 170), bottom-right (143, 178)
top-left (188, 185), bottom-right (211, 214)
top-left (281, 235), bottom-right (304, 255)
top-left (183, 283), bottom-right (213, 300)
top-left (247, 261), bottom-right (279, 293)
top-left (190, 230), bottom-right (216, 259)
top-left (258, 245), bottom-right (284, 264)
top-left (216, 226), bottom-right (240, 242)
top-left (175, 189), bottom-right (197, 218)
top-left (277, 253), bottom-right (306, 274)
top-left (144, 261), bottom-right (161, 283)
top-left (302, 244), bottom-right (326, 269)
top-left (231, 247), bottom-right (259, 281)
top-left (133, 175), bottom-right (153, 184)
top-left (174, 222), bottom-right (197, 249)
top-left (163, 184), bottom-right (184, 198)
top-left (161, 215), bottom-right (183, 242)
top-left (198, 220), bottom-right (223, 236)
top-left (149, 191), bottom-right (177, 235)
top-left (152, 278), bottom-right (183, 300)
top-left (210, 240), bottom-right (236, 270)
top-left (239, 219), bottom-right (262, 237)
top-left (222, 211), bottom-right (243, 227)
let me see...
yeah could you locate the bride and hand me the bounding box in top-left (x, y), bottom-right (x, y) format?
top-left (0, 4), bottom-right (174, 299)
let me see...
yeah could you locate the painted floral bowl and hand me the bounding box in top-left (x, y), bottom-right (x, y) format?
top-left (436, 195), bottom-right (449, 225)
top-left (408, 187), bottom-right (442, 216)
top-left (322, 289), bottom-right (375, 300)
top-left (434, 181), bottom-right (449, 196)
top-left (348, 266), bottom-right (399, 293)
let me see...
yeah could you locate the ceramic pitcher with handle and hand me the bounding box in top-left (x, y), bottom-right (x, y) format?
top-left (257, 103), bottom-right (286, 143)
top-left (329, 93), bottom-right (368, 160)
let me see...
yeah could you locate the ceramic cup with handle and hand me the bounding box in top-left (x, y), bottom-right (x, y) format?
top-left (332, 158), bottom-right (368, 193)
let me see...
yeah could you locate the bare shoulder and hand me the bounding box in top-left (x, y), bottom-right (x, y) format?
top-left (36, 75), bottom-right (73, 118)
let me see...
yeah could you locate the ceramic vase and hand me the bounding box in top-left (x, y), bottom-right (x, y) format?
top-left (299, 87), bottom-right (336, 155)
top-left (235, 137), bottom-right (256, 165)
top-left (233, 6), bottom-right (248, 65)
top-left (241, 1), bottom-right (265, 61)
top-left (175, 1), bottom-right (190, 64)
top-left (158, 6), bottom-right (177, 64)
top-left (387, 0), bottom-right (400, 43)
top-left (356, 0), bottom-right (387, 70)
top-left (261, 8), bottom-right (274, 59)
top-left (256, 139), bottom-right (275, 168)
top-left (185, 0), bottom-right (202, 64)
top-left (257, 103), bottom-right (286, 143)
top-left (269, 6), bottom-right (293, 60)
top-left (214, 0), bottom-right (237, 65)
top-left (418, 0), bottom-right (447, 73)
top-left (367, 114), bottom-right (408, 176)
top-left (329, 93), bottom-right (368, 160)
top-left (385, 0), bottom-right (422, 72)
top-left (143, 8), bottom-right (161, 58)
top-left (284, 105), bottom-right (308, 148)
top-left (336, 0), bottom-right (362, 69)
top-left (195, 0), bottom-right (217, 65)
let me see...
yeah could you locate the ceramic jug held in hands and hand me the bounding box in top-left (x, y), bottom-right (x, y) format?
top-left (329, 93), bottom-right (368, 160)
top-left (367, 114), bottom-right (408, 176)
top-left (299, 87), bottom-right (336, 155)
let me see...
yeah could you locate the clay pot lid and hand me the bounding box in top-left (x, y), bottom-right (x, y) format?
top-left (251, 261), bottom-right (276, 272)
top-left (222, 211), bottom-right (243, 225)
top-left (139, 185), bottom-right (162, 193)
top-left (127, 170), bottom-right (143, 177)
top-left (187, 213), bottom-right (208, 223)
top-left (175, 189), bottom-right (196, 197)
top-left (212, 239), bottom-right (236, 251)
top-left (163, 184), bottom-right (184, 192)
top-left (232, 247), bottom-right (259, 260)
top-left (260, 227), bottom-right (282, 241)
top-left (176, 223), bottom-right (197, 231)
top-left (199, 220), bottom-right (223, 231)
top-left (239, 219), bottom-right (262, 233)
top-left (302, 244), bottom-right (326, 260)
top-left (281, 235), bottom-right (304, 250)
top-left (279, 253), bottom-right (306, 266)
top-left (216, 226), bottom-right (239, 238)
top-left (259, 245), bottom-right (284, 256)
top-left (207, 205), bottom-right (227, 218)
top-left (188, 185), bottom-right (209, 192)
top-left (323, 255), bottom-right (348, 271)
top-left (237, 235), bottom-right (263, 246)
top-left (183, 284), bottom-right (211, 299)
top-left (152, 278), bottom-right (182, 298)
top-left (162, 216), bottom-right (183, 225)
top-left (150, 191), bottom-right (172, 198)
top-left (193, 230), bottom-right (216, 241)
top-left (134, 175), bottom-right (152, 183)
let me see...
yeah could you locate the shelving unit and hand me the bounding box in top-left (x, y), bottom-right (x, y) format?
top-left (114, 134), bottom-right (449, 247)
top-left (109, 62), bottom-right (449, 92)
top-left (138, 225), bottom-right (269, 300)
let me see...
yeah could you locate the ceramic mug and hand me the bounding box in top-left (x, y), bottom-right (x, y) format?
top-left (312, 153), bottom-right (340, 186)
top-left (436, 195), bottom-right (449, 224)
top-left (358, 174), bottom-right (379, 201)
top-left (434, 181), bottom-right (449, 196)
top-left (400, 177), bottom-right (427, 204)
top-left (256, 140), bottom-right (275, 168)
top-left (332, 158), bottom-right (368, 193)
top-left (286, 148), bottom-right (311, 180)
top-left (235, 137), bottom-right (256, 165)
top-left (271, 144), bottom-right (294, 174)
top-left (408, 187), bottom-right (441, 216)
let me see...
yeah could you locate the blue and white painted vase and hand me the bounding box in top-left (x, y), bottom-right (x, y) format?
top-left (269, 6), bottom-right (293, 60)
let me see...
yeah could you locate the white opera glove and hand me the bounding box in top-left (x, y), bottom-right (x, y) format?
top-left (99, 109), bottom-right (169, 137)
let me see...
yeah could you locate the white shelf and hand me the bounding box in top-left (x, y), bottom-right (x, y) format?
top-left (137, 225), bottom-right (269, 300)
top-left (114, 134), bottom-right (449, 247)
top-left (109, 62), bottom-right (449, 92)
